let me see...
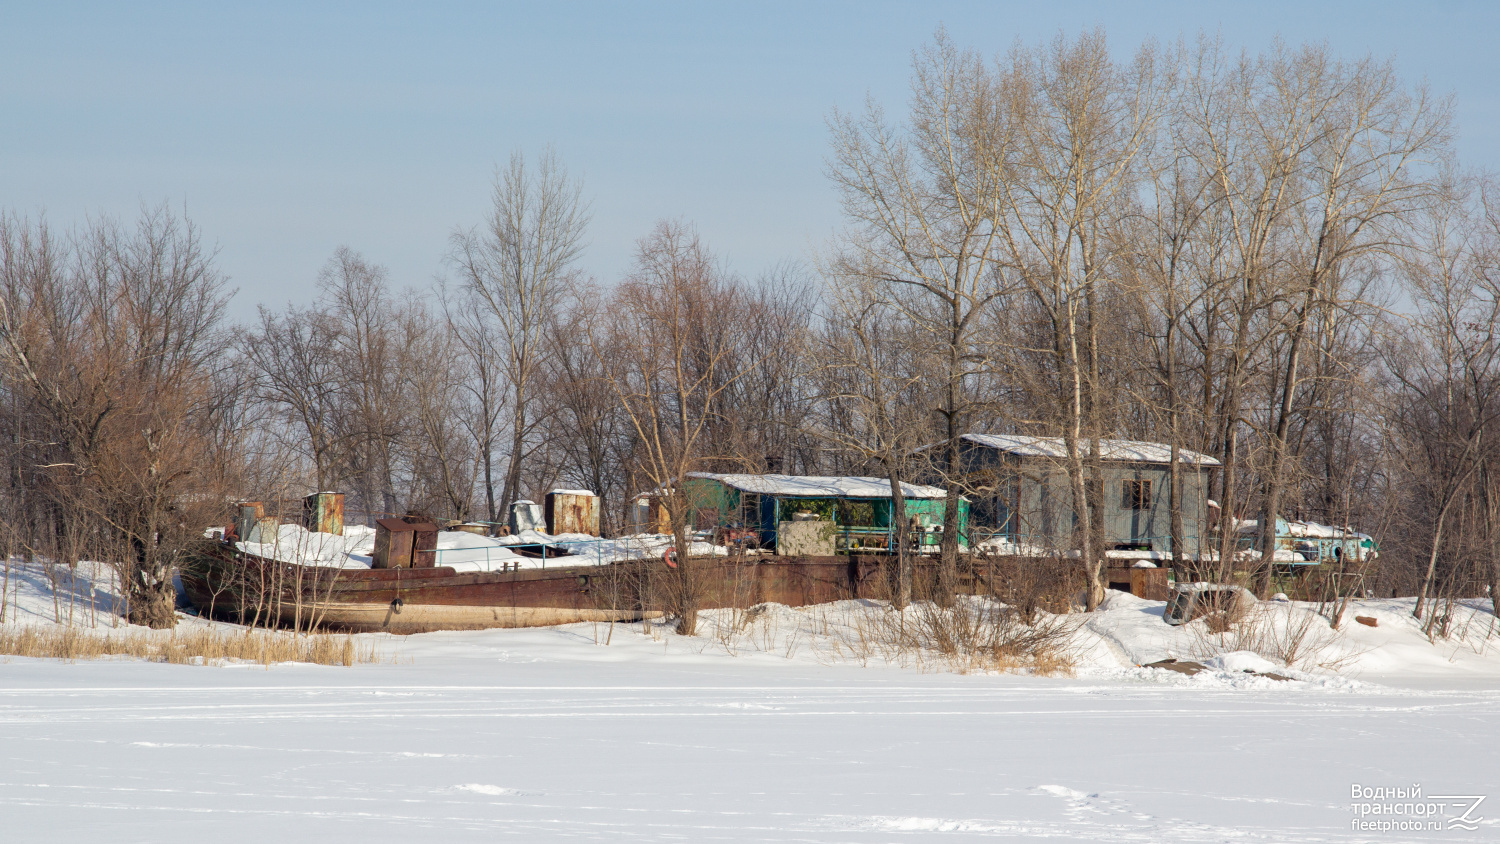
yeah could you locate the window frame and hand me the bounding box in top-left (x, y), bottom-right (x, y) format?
top-left (1122, 478), bottom-right (1152, 511)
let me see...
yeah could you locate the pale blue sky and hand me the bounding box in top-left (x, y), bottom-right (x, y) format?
top-left (3, 2), bottom-right (1496, 320)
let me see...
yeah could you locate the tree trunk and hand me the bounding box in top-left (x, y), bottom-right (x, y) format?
top-left (936, 306), bottom-right (962, 607)
top-left (1166, 319), bottom-right (1186, 579)
top-left (673, 523), bottom-right (697, 635)
top-left (938, 484), bottom-right (960, 607)
top-left (1469, 432), bottom-right (1500, 620)
top-left (1415, 493), bottom-right (1456, 621)
top-left (1060, 312), bottom-right (1102, 610)
top-left (886, 466), bottom-right (911, 610)
top-left (483, 431), bottom-right (496, 523)
top-left (1066, 454), bottom-right (1100, 610)
top-left (1169, 441), bottom-right (1185, 577)
top-left (126, 548), bottom-right (176, 629)
top-left (1212, 275), bottom-right (1259, 585)
top-left (1258, 286), bottom-right (1318, 597)
top-left (500, 406), bottom-right (526, 523)
top-left (1485, 460), bottom-right (1500, 619)
top-left (1087, 440), bottom-right (1105, 600)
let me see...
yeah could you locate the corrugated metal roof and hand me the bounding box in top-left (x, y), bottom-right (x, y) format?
top-left (688, 472), bottom-right (950, 499)
top-left (962, 434), bottom-right (1222, 467)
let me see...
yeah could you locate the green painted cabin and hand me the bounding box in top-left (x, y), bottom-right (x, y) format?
top-left (683, 472), bottom-right (969, 554)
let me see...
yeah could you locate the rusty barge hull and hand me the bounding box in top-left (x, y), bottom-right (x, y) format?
top-left (180, 548), bottom-right (895, 634)
top-left (253, 601), bottom-right (653, 634)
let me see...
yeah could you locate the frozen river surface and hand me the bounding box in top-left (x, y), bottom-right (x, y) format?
top-left (2, 622), bottom-right (1497, 842)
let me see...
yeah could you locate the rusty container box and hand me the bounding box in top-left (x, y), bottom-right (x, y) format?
top-left (303, 491), bottom-right (344, 536)
top-left (545, 490), bottom-right (600, 536)
top-left (373, 518), bottom-right (417, 569)
top-left (1130, 567), bottom-right (1170, 601)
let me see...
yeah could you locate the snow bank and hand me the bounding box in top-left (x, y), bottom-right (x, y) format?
top-left (973, 537), bottom-right (1056, 557)
top-left (0, 558), bottom-right (123, 627)
top-left (230, 522), bottom-right (727, 571)
top-left (430, 532), bottom-right (528, 572)
top-left (1201, 650), bottom-right (1282, 674)
top-left (1072, 591), bottom-right (1500, 688)
top-left (235, 523), bottom-right (377, 568)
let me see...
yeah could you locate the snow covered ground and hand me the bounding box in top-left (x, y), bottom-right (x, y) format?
top-left (2, 560), bottom-right (1499, 841)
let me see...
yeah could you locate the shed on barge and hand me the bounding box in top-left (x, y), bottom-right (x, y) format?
top-left (681, 472), bottom-right (968, 554)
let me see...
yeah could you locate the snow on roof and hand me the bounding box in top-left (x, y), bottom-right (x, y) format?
top-left (1234, 518), bottom-right (1366, 539)
top-left (962, 434), bottom-right (1222, 467)
top-left (688, 472), bottom-right (949, 500)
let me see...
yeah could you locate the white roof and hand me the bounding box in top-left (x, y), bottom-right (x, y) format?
top-left (962, 434), bottom-right (1221, 467)
top-left (688, 472), bottom-right (949, 500)
top-left (1234, 518), bottom-right (1364, 539)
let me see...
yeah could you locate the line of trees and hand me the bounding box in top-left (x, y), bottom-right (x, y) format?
top-left (2, 30), bottom-right (1498, 628)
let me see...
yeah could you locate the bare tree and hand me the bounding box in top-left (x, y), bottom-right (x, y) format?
top-left (590, 222), bottom-right (758, 634)
top-left (827, 31), bottom-right (1014, 603)
top-left (1252, 48), bottom-right (1450, 594)
top-left (542, 280), bottom-right (630, 530)
top-left (1175, 40), bottom-right (1322, 582)
top-left (990, 32), bottom-right (1168, 608)
top-left (1386, 177), bottom-right (1500, 621)
top-left (445, 288), bottom-right (508, 522)
top-left (810, 275), bottom-right (934, 608)
top-left (1122, 120), bottom-right (1218, 577)
top-left (243, 304), bottom-right (341, 489)
top-left (451, 149), bottom-right (590, 522)
top-left (319, 248), bottom-right (412, 521)
top-left (408, 298), bottom-right (479, 520)
top-left (0, 207), bottom-right (234, 627)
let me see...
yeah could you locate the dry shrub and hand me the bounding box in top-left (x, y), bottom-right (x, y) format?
top-left (1191, 602), bottom-right (1358, 671)
top-left (0, 625), bottom-right (382, 667)
top-left (1442, 602), bottom-right (1500, 654)
top-left (847, 596), bottom-right (1079, 675)
top-left (970, 557), bottom-right (1086, 619)
top-left (1203, 609), bottom-right (1243, 635)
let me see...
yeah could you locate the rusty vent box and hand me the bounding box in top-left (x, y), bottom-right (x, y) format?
top-left (303, 491), bottom-right (344, 536)
top-left (374, 518), bottom-right (415, 568)
top-left (545, 490), bottom-right (600, 536)
top-left (404, 517), bottom-right (438, 567)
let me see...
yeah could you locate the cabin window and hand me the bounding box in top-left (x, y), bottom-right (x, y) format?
top-left (836, 499), bottom-right (876, 527)
top-left (1122, 479), bottom-right (1152, 510)
top-left (737, 493), bottom-right (761, 528)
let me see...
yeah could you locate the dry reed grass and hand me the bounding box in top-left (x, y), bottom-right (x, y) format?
top-left (0, 624), bottom-right (383, 667)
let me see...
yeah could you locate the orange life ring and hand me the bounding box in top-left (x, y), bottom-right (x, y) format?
top-left (663, 547), bottom-right (678, 568)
